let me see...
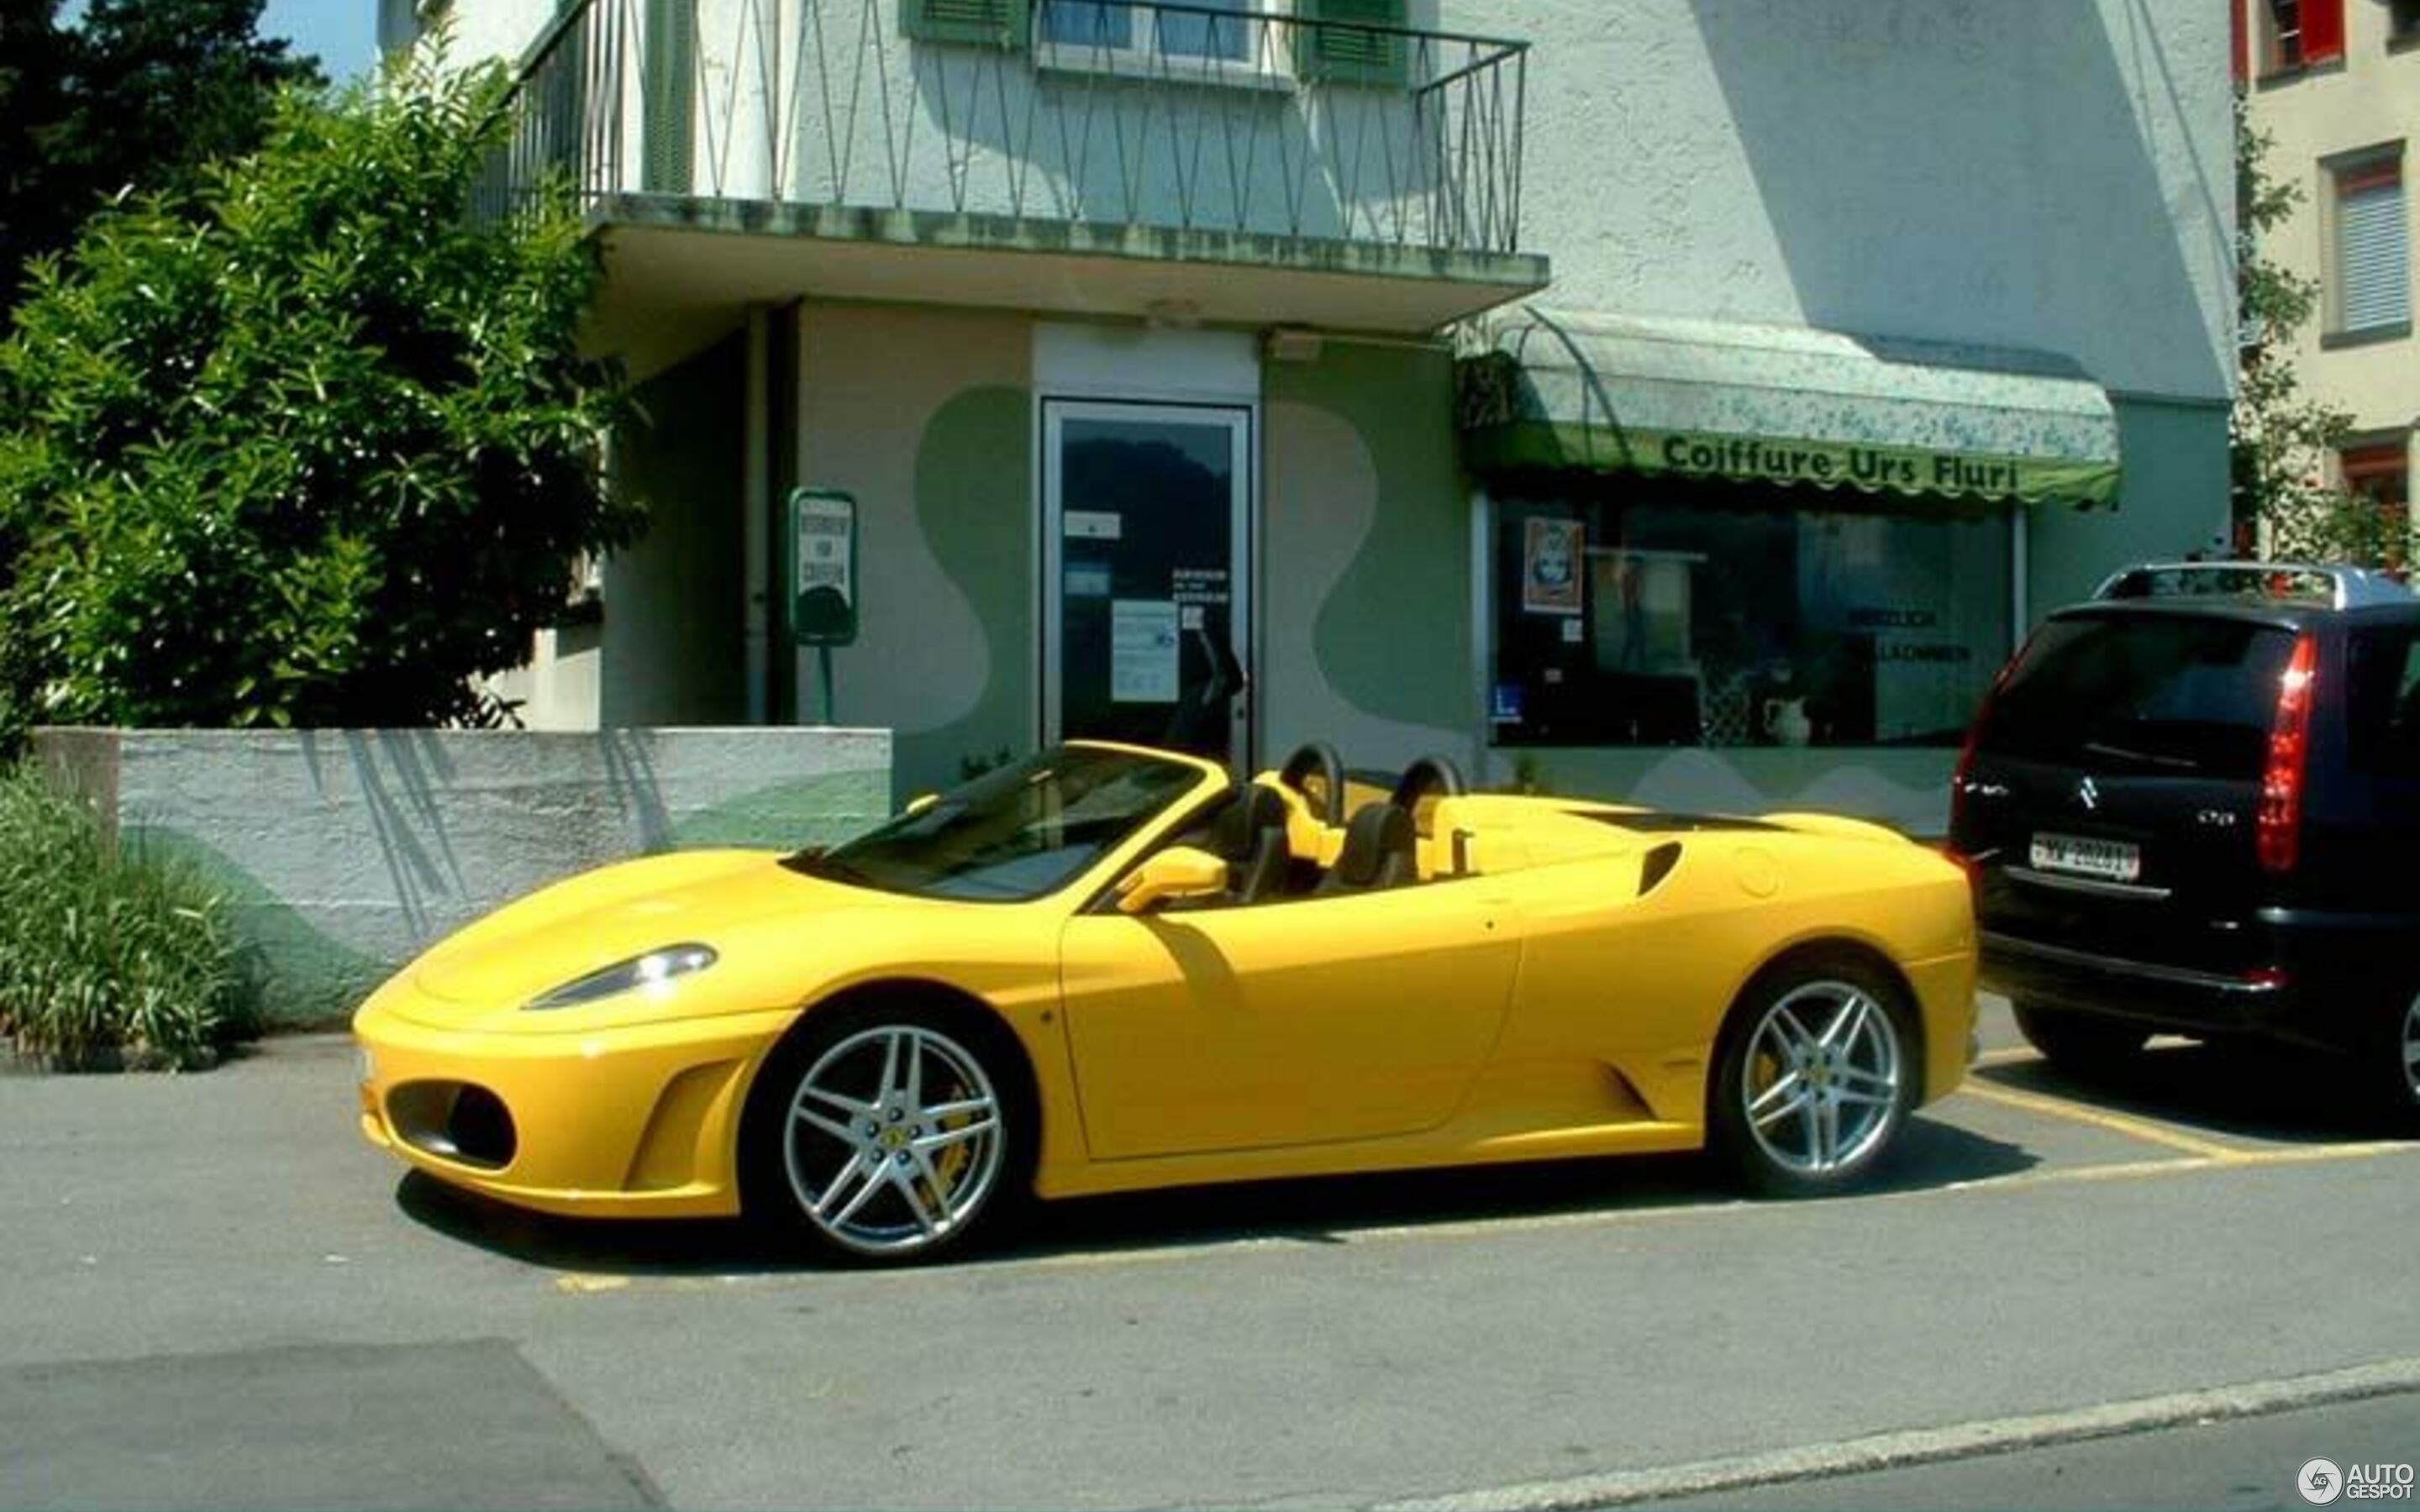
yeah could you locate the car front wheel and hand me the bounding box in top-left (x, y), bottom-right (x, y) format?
top-left (1709, 957), bottom-right (1917, 1197)
top-left (744, 1009), bottom-right (1030, 1263)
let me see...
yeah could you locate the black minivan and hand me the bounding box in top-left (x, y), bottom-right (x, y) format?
top-left (1949, 562), bottom-right (2420, 1116)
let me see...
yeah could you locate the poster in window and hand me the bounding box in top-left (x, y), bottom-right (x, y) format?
top-left (1110, 599), bottom-right (1181, 704)
top-left (1523, 518), bottom-right (1585, 616)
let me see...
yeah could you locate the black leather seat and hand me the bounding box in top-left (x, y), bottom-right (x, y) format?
top-left (1317, 801), bottom-right (1416, 895)
top-left (1223, 784), bottom-right (1294, 905)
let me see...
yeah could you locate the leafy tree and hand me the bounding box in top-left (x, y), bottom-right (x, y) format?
top-left (0, 0), bottom-right (321, 315)
top-left (2230, 100), bottom-right (2379, 564)
top-left (0, 49), bottom-right (640, 730)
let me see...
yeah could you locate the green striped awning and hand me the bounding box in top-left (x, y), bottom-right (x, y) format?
top-left (1457, 307), bottom-right (2122, 507)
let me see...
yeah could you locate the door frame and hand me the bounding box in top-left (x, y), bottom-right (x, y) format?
top-left (1039, 396), bottom-right (1255, 769)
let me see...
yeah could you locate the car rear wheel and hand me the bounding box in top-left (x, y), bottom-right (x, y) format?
top-left (744, 1008), bottom-right (1031, 1263)
top-left (1709, 958), bottom-right (1916, 1197)
top-left (2011, 1001), bottom-right (2149, 1074)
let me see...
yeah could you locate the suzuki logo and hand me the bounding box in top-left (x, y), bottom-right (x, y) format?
top-left (2075, 776), bottom-right (2101, 811)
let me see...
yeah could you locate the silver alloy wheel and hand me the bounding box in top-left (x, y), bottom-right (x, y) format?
top-left (781, 1023), bottom-right (1004, 1257)
top-left (2402, 993), bottom-right (2420, 1101)
top-left (1740, 979), bottom-right (1904, 1176)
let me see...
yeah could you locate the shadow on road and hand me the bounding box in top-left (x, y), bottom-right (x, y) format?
top-left (1977, 1041), bottom-right (2405, 1146)
top-left (393, 1110), bottom-right (2038, 1276)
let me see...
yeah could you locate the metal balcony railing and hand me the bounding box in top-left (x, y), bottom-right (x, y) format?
top-left (476, 0), bottom-right (1528, 257)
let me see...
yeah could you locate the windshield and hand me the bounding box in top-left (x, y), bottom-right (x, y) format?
top-left (786, 745), bottom-right (1211, 901)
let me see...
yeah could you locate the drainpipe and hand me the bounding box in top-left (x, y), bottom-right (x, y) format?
top-left (744, 305), bottom-right (771, 724)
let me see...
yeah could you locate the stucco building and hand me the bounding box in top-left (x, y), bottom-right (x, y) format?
top-left (381, 0), bottom-right (2235, 830)
top-left (2235, 0), bottom-right (2417, 555)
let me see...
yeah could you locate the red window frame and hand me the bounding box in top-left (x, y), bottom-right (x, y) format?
top-left (2344, 443), bottom-right (2409, 504)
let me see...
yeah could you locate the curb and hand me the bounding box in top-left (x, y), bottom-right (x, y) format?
top-left (1373, 1356), bottom-right (2420, 1512)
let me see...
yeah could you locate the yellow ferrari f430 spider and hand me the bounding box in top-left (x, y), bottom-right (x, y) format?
top-left (354, 741), bottom-right (1975, 1263)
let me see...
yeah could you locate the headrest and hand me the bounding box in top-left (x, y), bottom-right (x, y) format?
top-left (1243, 782), bottom-right (1291, 833)
top-left (1214, 784), bottom-right (1292, 860)
top-left (1333, 801), bottom-right (1415, 887)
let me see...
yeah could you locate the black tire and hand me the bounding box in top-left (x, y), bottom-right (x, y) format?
top-left (1707, 953), bottom-right (1919, 1198)
top-left (2358, 987), bottom-right (2420, 1130)
top-left (2012, 1001), bottom-right (2149, 1074)
top-left (739, 1001), bottom-right (1036, 1264)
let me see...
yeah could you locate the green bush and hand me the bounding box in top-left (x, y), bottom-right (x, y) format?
top-left (0, 764), bottom-right (248, 1070)
top-left (0, 48), bottom-right (638, 729)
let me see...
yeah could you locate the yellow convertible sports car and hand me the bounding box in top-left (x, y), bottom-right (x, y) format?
top-left (355, 741), bottom-right (1975, 1263)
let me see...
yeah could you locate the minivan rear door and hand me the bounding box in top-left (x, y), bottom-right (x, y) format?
top-left (1956, 609), bottom-right (2298, 972)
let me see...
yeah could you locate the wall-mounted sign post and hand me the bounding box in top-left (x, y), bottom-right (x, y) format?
top-left (785, 487), bottom-right (858, 726)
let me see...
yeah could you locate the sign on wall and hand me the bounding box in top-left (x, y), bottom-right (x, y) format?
top-left (787, 488), bottom-right (858, 647)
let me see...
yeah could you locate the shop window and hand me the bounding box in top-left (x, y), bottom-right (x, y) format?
top-left (2331, 155), bottom-right (2412, 339)
top-left (1487, 490), bottom-right (2013, 751)
top-left (2342, 440), bottom-right (2412, 566)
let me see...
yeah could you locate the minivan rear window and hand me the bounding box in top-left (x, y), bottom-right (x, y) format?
top-left (1979, 616), bottom-right (2296, 780)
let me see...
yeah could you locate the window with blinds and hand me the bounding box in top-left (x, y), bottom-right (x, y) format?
top-left (2337, 157), bottom-right (2411, 336)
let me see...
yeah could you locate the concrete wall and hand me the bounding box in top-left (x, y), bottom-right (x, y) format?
top-left (381, 0), bottom-right (553, 71)
top-left (2031, 394), bottom-right (2235, 612)
top-left (33, 727), bottom-right (891, 1029)
top-left (1264, 339), bottom-right (1477, 774)
top-left (796, 303), bottom-right (1034, 798)
top-left (1500, 0), bottom-right (2233, 412)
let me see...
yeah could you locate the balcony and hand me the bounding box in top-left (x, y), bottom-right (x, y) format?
top-left (480, 0), bottom-right (1546, 368)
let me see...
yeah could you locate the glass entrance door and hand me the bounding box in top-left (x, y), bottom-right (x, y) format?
top-left (1043, 400), bottom-right (1250, 767)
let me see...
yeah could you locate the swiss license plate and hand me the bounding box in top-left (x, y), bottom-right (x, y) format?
top-left (2029, 832), bottom-right (2141, 883)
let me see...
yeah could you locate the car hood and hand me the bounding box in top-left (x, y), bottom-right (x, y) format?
top-left (402, 848), bottom-right (896, 1013)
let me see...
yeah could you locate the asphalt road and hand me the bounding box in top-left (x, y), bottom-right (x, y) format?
top-left (2, 998), bottom-right (2416, 1511)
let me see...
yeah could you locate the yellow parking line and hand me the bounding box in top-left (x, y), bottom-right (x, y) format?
top-left (1957, 1079), bottom-right (2255, 1160)
top-left (1946, 1138), bottom-right (2417, 1196)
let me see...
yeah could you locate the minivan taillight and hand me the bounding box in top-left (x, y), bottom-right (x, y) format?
top-left (2256, 633), bottom-right (2318, 874)
top-left (1951, 634), bottom-right (2033, 835)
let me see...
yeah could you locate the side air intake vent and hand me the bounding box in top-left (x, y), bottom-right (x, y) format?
top-left (1638, 843), bottom-right (1682, 896)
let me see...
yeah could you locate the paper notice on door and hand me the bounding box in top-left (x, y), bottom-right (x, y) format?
top-left (1110, 600), bottom-right (1181, 704)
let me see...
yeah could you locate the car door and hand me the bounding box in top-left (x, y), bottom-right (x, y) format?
top-left (1057, 880), bottom-right (1521, 1159)
top-left (2310, 622), bottom-right (2420, 932)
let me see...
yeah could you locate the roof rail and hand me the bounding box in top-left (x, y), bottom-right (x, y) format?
top-left (2091, 560), bottom-right (2415, 610)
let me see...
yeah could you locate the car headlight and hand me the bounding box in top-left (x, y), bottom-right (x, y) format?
top-left (524, 944), bottom-right (718, 1011)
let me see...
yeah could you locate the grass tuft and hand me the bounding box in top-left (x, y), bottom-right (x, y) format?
top-left (0, 764), bottom-right (250, 1070)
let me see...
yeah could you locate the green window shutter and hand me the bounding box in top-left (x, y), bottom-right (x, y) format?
top-left (900, 0), bottom-right (1032, 48)
top-left (641, 0), bottom-right (696, 193)
top-left (1298, 0), bottom-right (1408, 87)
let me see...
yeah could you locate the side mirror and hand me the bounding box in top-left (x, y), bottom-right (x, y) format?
top-left (1114, 846), bottom-right (1229, 916)
top-left (902, 792), bottom-right (941, 817)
